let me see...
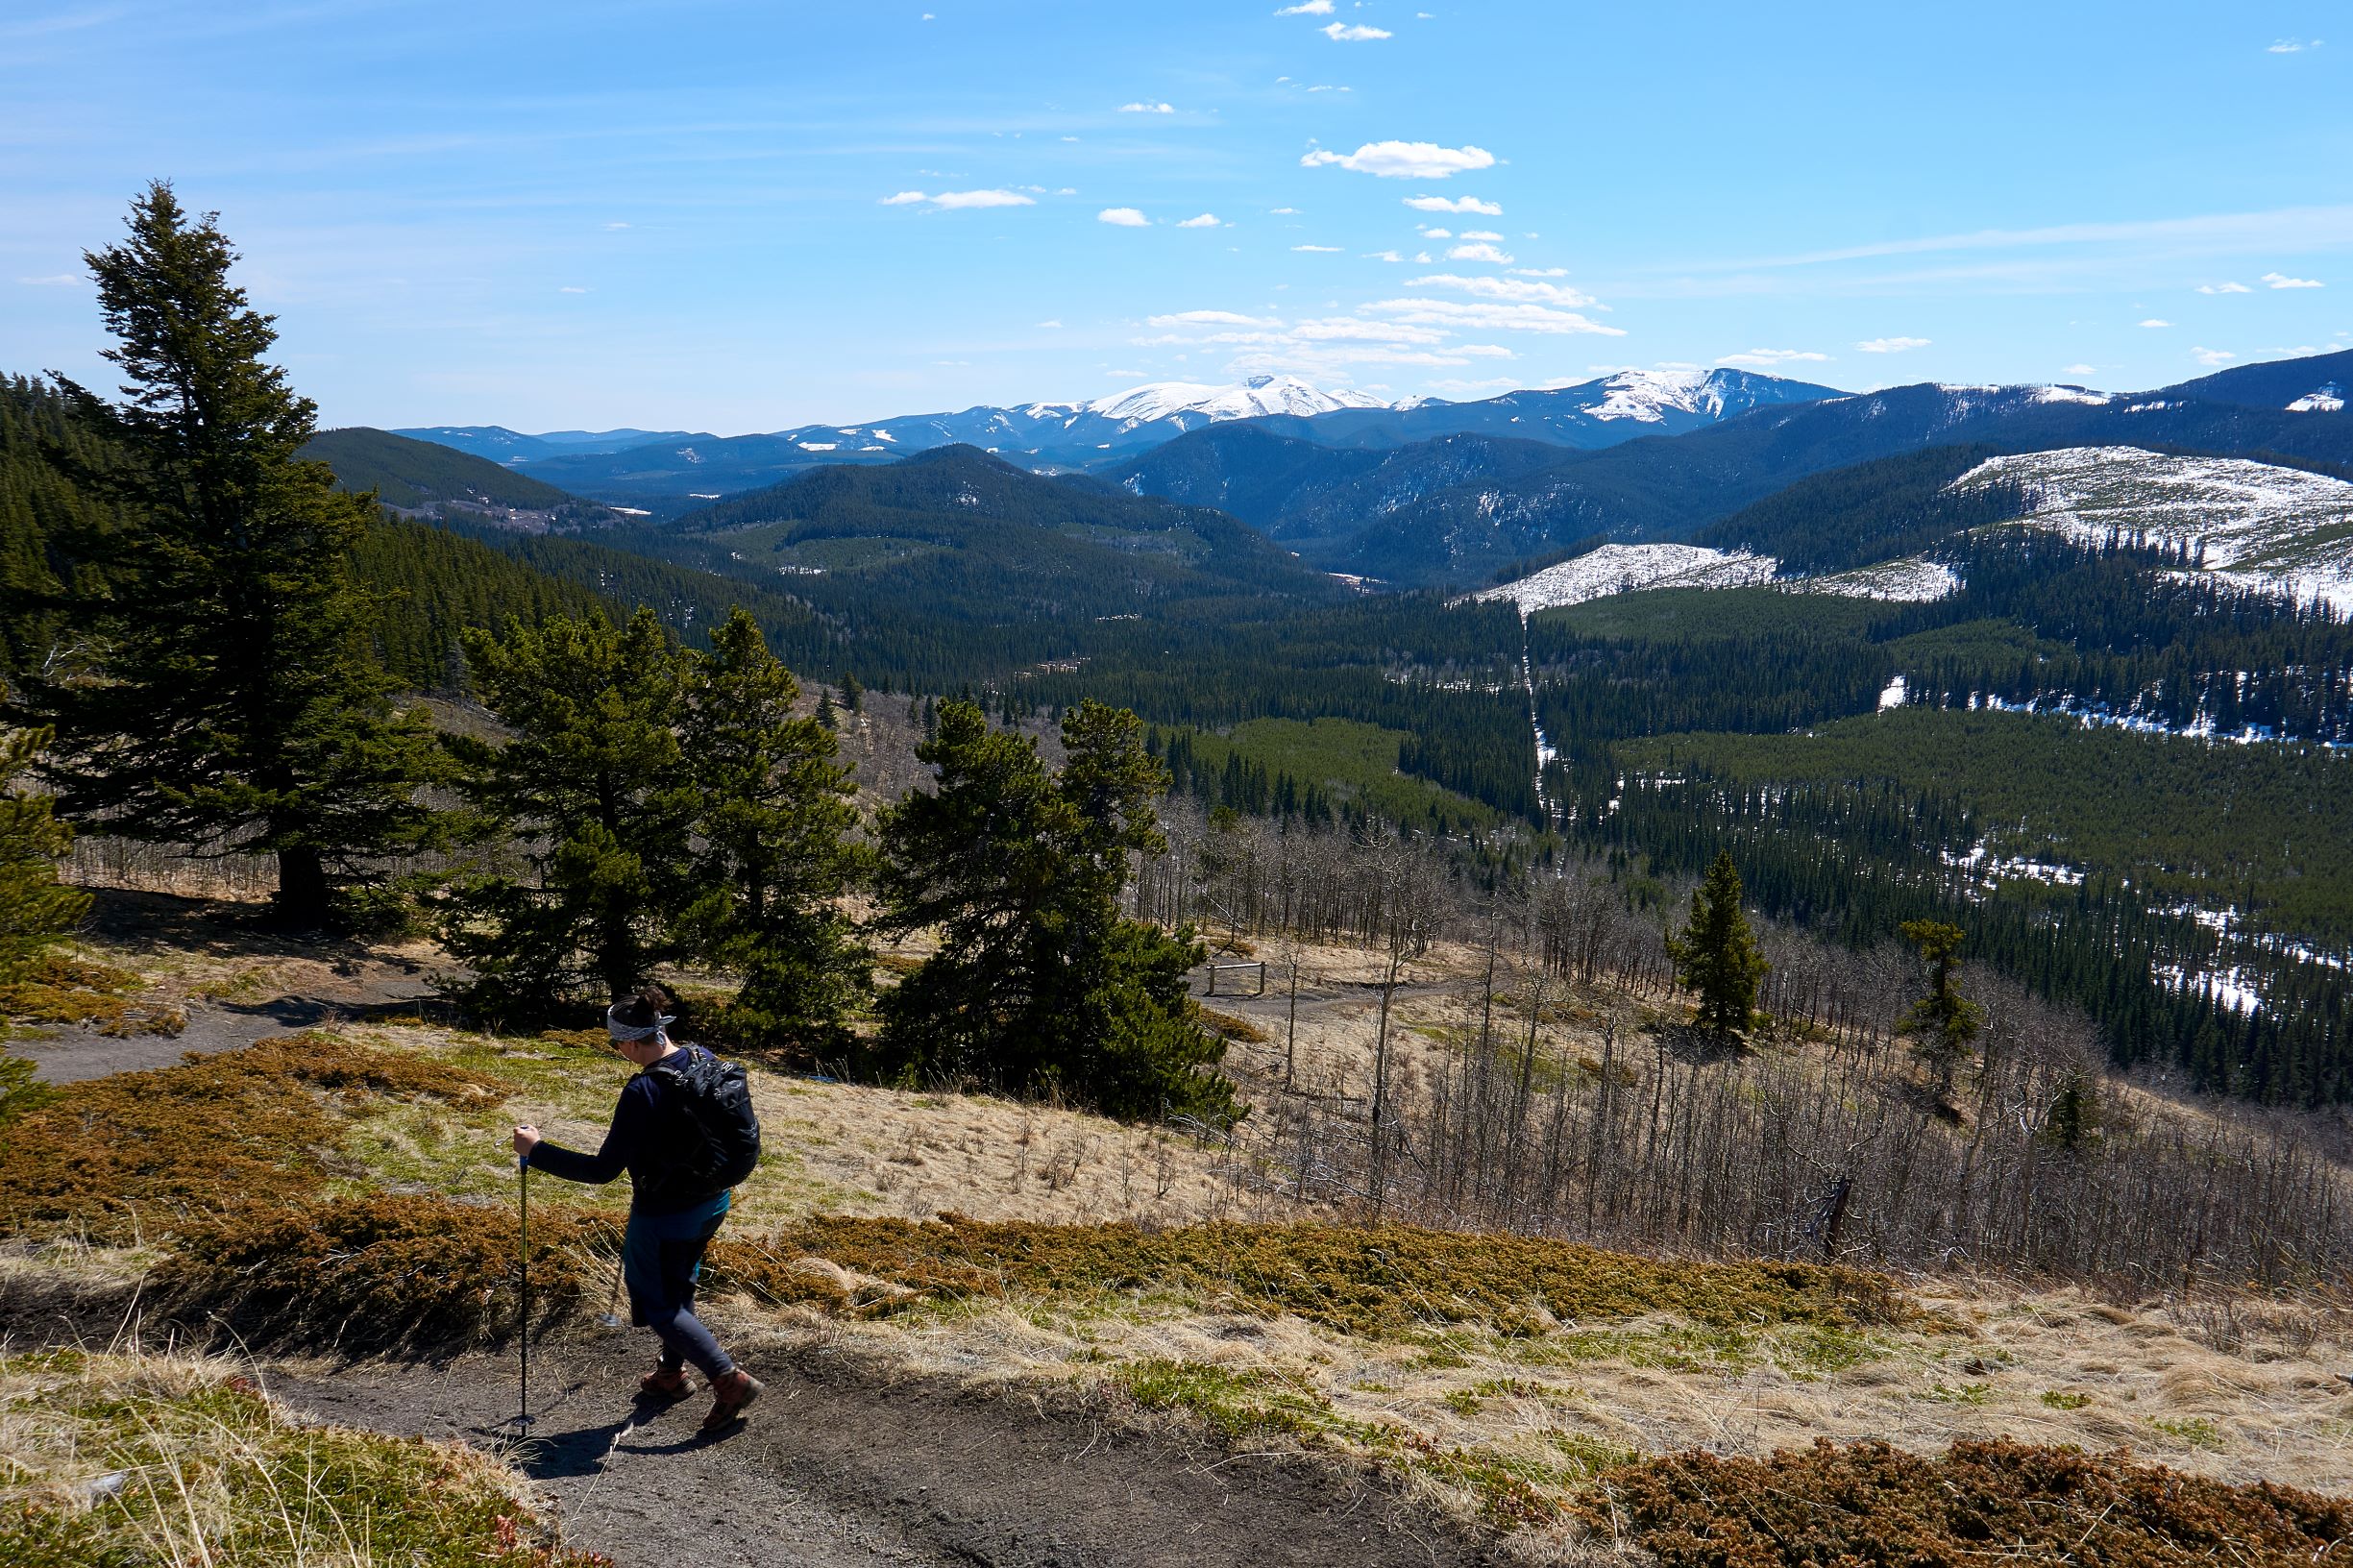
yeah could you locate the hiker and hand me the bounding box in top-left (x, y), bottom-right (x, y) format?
top-left (510, 985), bottom-right (766, 1432)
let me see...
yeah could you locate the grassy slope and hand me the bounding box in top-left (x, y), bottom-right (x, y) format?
top-left (1616, 706), bottom-right (2353, 937)
top-left (1186, 716), bottom-right (1500, 832)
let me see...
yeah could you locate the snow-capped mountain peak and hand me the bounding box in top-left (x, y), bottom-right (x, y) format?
top-left (1075, 375), bottom-right (1391, 427)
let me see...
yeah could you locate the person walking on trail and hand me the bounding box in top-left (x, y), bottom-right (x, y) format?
top-left (510, 985), bottom-right (766, 1433)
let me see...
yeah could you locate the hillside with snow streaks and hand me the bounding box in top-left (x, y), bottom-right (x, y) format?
top-left (1790, 556), bottom-right (1961, 602)
top-left (1954, 446), bottom-right (2353, 615)
top-left (1469, 544), bottom-right (1778, 615)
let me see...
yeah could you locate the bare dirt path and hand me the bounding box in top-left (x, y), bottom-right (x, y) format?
top-left (272, 1329), bottom-right (1507, 1568)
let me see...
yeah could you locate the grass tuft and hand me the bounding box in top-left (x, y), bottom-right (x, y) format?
top-left (0, 955), bottom-right (185, 1039)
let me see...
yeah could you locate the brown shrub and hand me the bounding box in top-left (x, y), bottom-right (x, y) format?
top-left (0, 1035), bottom-right (504, 1242)
top-left (152, 1193), bottom-right (613, 1353)
top-left (1586, 1437), bottom-right (2353, 1567)
top-left (706, 1216), bottom-right (1907, 1336)
top-left (1199, 1007), bottom-right (1270, 1044)
top-left (0, 955), bottom-right (184, 1038)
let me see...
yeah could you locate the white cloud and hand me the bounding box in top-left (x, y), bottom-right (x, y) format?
top-left (1098, 207), bottom-right (1151, 227)
top-left (1177, 213), bottom-right (1225, 228)
top-left (1291, 243), bottom-right (1343, 253)
top-left (2063, 364), bottom-right (2099, 377)
top-left (1105, 368), bottom-right (1148, 379)
top-left (1037, 320), bottom-right (1064, 329)
top-left (1149, 310), bottom-right (1279, 327)
top-left (2192, 347), bottom-right (2236, 366)
top-left (881, 189), bottom-right (1036, 209)
top-left (1511, 267), bottom-right (1568, 278)
top-left (1274, 0), bottom-right (1333, 12)
top-left (1408, 272), bottom-right (1597, 306)
top-left (1447, 241), bottom-right (1515, 264)
top-left (1300, 140), bottom-right (1495, 179)
top-left (1363, 250), bottom-right (1406, 262)
top-left (1418, 226), bottom-right (1452, 238)
top-left (1716, 348), bottom-right (1831, 367)
top-left (1292, 317), bottom-right (1451, 345)
top-left (1270, 207), bottom-right (1300, 215)
top-left (558, 285), bottom-right (589, 294)
top-left (1119, 102), bottom-right (1174, 114)
top-left (15, 273), bottom-right (80, 286)
top-left (2198, 282), bottom-right (2253, 294)
top-left (1305, 84), bottom-right (1351, 92)
top-left (1404, 194), bottom-right (1502, 215)
top-left (2140, 318), bottom-right (2172, 328)
top-left (2267, 37), bottom-right (2320, 52)
top-left (2263, 271), bottom-right (2323, 288)
top-left (603, 221), bottom-right (631, 231)
top-left (1458, 230), bottom-right (1504, 241)
top-left (1373, 298), bottom-right (1624, 335)
top-left (1322, 22), bottom-right (1391, 39)
top-left (1855, 336), bottom-right (1930, 353)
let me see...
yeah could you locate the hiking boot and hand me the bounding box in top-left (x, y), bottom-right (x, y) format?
top-left (699, 1368), bottom-right (763, 1432)
top-left (638, 1365), bottom-right (692, 1402)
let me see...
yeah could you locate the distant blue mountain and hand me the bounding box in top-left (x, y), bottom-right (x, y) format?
top-left (391, 425), bottom-right (706, 464)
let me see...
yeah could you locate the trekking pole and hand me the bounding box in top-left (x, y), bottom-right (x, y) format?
top-left (516, 1156), bottom-right (533, 1433)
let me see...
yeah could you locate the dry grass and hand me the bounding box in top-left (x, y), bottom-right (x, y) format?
top-left (0, 1347), bottom-right (599, 1566)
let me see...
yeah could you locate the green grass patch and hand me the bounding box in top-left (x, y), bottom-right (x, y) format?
top-left (1186, 716), bottom-right (1499, 834)
top-left (0, 1349), bottom-right (599, 1567)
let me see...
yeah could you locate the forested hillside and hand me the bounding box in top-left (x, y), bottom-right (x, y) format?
top-left (303, 427), bottom-right (581, 511)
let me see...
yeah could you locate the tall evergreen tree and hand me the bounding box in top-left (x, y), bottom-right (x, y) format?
top-left (681, 609), bottom-right (870, 1054)
top-left (872, 698), bottom-right (1236, 1121)
top-left (0, 711), bottom-right (89, 982)
top-left (14, 184), bottom-right (443, 926)
top-left (1665, 849), bottom-right (1769, 1039)
top-left (437, 609), bottom-right (694, 1022)
top-left (1899, 919), bottom-right (1986, 1098)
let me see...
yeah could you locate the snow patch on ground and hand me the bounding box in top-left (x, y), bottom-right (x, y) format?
top-left (1953, 446), bottom-right (2353, 616)
top-left (1791, 557), bottom-right (1961, 602)
top-left (1467, 544), bottom-right (1778, 615)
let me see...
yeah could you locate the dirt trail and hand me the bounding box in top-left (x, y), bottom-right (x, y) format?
top-left (274, 1330), bottom-right (1507, 1568)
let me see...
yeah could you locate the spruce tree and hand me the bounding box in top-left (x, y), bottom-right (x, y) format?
top-left (1899, 919), bottom-right (1985, 1098)
top-left (438, 609), bottom-right (693, 1022)
top-left (0, 712), bottom-right (89, 982)
top-left (872, 698), bottom-right (1235, 1121)
top-left (17, 184), bottom-right (444, 926)
top-left (1665, 849), bottom-right (1769, 1039)
top-left (681, 609), bottom-right (869, 1053)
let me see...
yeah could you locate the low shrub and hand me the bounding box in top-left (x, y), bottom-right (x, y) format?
top-left (1585, 1437), bottom-right (2353, 1568)
top-left (0, 1035), bottom-right (505, 1241)
top-left (152, 1193), bottom-right (611, 1352)
top-left (1198, 1007), bottom-right (1270, 1044)
top-left (0, 955), bottom-right (184, 1038)
top-left (705, 1215), bottom-right (1909, 1337)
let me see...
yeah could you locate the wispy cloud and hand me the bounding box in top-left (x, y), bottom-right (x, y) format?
top-left (2193, 347), bottom-right (2236, 366)
top-left (1270, 207), bottom-right (1300, 215)
top-left (1291, 243), bottom-right (1343, 252)
top-left (1716, 348), bottom-right (1830, 367)
top-left (1322, 22), bottom-right (1391, 39)
top-left (2198, 281), bottom-right (2253, 294)
top-left (1706, 205), bottom-right (2353, 271)
top-left (1037, 320), bottom-right (1064, 329)
top-left (1409, 273), bottom-right (1598, 306)
top-left (1405, 195), bottom-right (1503, 215)
top-left (1149, 310), bottom-right (1278, 327)
top-left (1363, 250), bottom-right (1406, 262)
top-left (1856, 336), bottom-right (1930, 353)
top-left (2267, 37), bottom-right (2321, 52)
top-left (1273, 0), bottom-right (1333, 12)
top-left (14, 273), bottom-right (81, 286)
top-left (558, 285), bottom-right (589, 294)
top-left (1098, 207), bottom-right (1151, 227)
top-left (1177, 213), bottom-right (1226, 229)
top-left (1458, 230), bottom-right (1504, 241)
top-left (2063, 364), bottom-right (2099, 377)
top-left (1374, 298), bottom-right (1624, 335)
top-left (2263, 271), bottom-right (2324, 288)
top-left (2140, 318), bottom-right (2172, 328)
top-left (881, 189), bottom-right (1036, 209)
top-left (1118, 102), bottom-right (1174, 114)
top-left (1301, 140), bottom-right (1495, 179)
top-left (1446, 241), bottom-right (1515, 264)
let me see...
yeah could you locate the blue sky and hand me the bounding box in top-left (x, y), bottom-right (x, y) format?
top-left (4, 1), bottom-right (2346, 432)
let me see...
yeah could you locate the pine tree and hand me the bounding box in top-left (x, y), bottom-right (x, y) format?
top-left (15, 184), bottom-right (444, 927)
top-left (840, 671), bottom-right (864, 714)
top-left (437, 609), bottom-right (694, 1022)
top-left (0, 712), bottom-right (89, 982)
top-left (1900, 919), bottom-right (1986, 1099)
top-left (1664, 849), bottom-right (1769, 1039)
top-left (681, 610), bottom-right (870, 1054)
top-left (872, 698), bottom-right (1236, 1121)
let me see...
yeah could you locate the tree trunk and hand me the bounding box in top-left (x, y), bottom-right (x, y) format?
top-left (273, 845), bottom-right (331, 930)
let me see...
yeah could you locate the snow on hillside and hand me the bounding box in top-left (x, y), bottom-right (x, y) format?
top-left (1953, 446), bottom-right (2353, 616)
top-left (1029, 375), bottom-right (1390, 429)
top-left (1469, 544), bottom-right (1778, 615)
top-left (1790, 557), bottom-right (1961, 602)
top-left (2288, 382), bottom-right (2344, 413)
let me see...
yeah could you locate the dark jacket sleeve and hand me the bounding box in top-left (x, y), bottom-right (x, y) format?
top-left (526, 1075), bottom-right (653, 1186)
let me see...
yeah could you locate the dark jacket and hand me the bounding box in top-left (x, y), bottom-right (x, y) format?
top-left (525, 1044), bottom-right (729, 1213)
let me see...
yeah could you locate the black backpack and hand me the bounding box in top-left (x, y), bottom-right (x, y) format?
top-left (646, 1047), bottom-right (763, 1195)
